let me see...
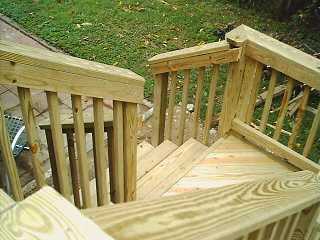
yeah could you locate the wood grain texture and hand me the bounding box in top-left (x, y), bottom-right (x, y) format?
top-left (46, 91), bottom-right (71, 199)
top-left (83, 171), bottom-right (320, 240)
top-left (192, 67), bottom-right (205, 139)
top-left (0, 41), bottom-right (144, 103)
top-left (71, 94), bottom-right (92, 208)
top-left (111, 100), bottom-right (124, 203)
top-left (203, 65), bottom-right (219, 145)
top-left (0, 189), bottom-right (15, 212)
top-left (123, 102), bottom-right (138, 202)
top-left (0, 186), bottom-right (112, 240)
top-left (232, 119), bottom-right (320, 172)
top-left (93, 98), bottom-right (109, 206)
top-left (166, 71), bottom-right (178, 141)
top-left (259, 69), bottom-right (277, 133)
top-left (0, 100), bottom-right (23, 201)
top-left (151, 73), bottom-right (168, 146)
top-left (177, 69), bottom-right (191, 146)
top-left (17, 87), bottom-right (45, 188)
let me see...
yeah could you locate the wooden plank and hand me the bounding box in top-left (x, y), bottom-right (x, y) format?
top-left (303, 102), bottom-right (320, 157)
top-left (17, 87), bottom-right (45, 188)
top-left (137, 141), bottom-right (154, 162)
top-left (83, 171), bottom-right (320, 240)
top-left (288, 86), bottom-right (310, 149)
top-left (137, 140), bottom-right (178, 180)
top-left (226, 25), bottom-right (320, 90)
top-left (46, 91), bottom-right (71, 199)
top-left (0, 41), bottom-right (144, 103)
top-left (273, 78), bottom-right (295, 141)
top-left (269, 221), bottom-right (280, 240)
top-left (93, 98), bottom-right (109, 206)
top-left (106, 126), bottom-right (114, 203)
top-left (0, 100), bottom-right (23, 201)
top-left (151, 73), bottom-right (169, 146)
top-left (203, 65), bottom-right (219, 145)
top-left (150, 48), bottom-right (240, 74)
top-left (192, 67), bottom-right (205, 139)
top-left (232, 118), bottom-right (320, 172)
top-left (279, 215), bottom-right (292, 240)
top-left (137, 138), bottom-right (207, 200)
top-left (166, 71), bottom-right (178, 141)
top-left (177, 69), bottom-right (191, 146)
top-left (0, 189), bottom-right (15, 212)
top-left (218, 48), bottom-right (246, 137)
top-left (149, 40), bottom-right (230, 64)
top-left (259, 69), bottom-right (278, 132)
top-left (0, 186), bottom-right (113, 240)
top-left (287, 212), bottom-right (301, 239)
top-left (111, 100), bottom-right (124, 203)
top-left (123, 102), bottom-right (138, 202)
top-left (66, 132), bottom-right (81, 208)
top-left (71, 94), bottom-right (91, 208)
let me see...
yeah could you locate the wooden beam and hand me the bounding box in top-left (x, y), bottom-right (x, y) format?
top-left (232, 118), bottom-right (320, 173)
top-left (166, 71), bottom-right (178, 141)
top-left (192, 67), bottom-right (205, 139)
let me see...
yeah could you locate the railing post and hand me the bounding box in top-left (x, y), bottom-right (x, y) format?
top-left (152, 73), bottom-right (169, 146)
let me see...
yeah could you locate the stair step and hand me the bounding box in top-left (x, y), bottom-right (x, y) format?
top-left (137, 140), bottom-right (178, 180)
top-left (137, 141), bottom-right (154, 161)
top-left (0, 189), bottom-right (15, 212)
top-left (137, 138), bottom-right (208, 200)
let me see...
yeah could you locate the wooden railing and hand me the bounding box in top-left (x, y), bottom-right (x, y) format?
top-left (0, 40), bottom-right (144, 205)
top-left (84, 170), bottom-right (320, 240)
top-left (149, 40), bottom-right (241, 146)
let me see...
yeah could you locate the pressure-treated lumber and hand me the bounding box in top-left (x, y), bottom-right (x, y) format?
top-left (123, 102), bottom-right (138, 202)
top-left (303, 102), bottom-right (320, 158)
top-left (177, 69), bottom-right (191, 146)
top-left (0, 186), bottom-right (113, 240)
top-left (0, 189), bottom-right (15, 212)
top-left (273, 78), bottom-right (295, 141)
top-left (46, 91), bottom-right (71, 199)
top-left (288, 86), bottom-right (310, 149)
top-left (259, 70), bottom-right (278, 132)
top-left (71, 94), bottom-right (92, 208)
top-left (0, 41), bottom-right (144, 103)
top-left (93, 97), bottom-right (109, 206)
top-left (226, 25), bottom-right (320, 90)
top-left (111, 100), bottom-right (124, 203)
top-left (232, 118), bottom-right (320, 172)
top-left (17, 87), bottom-right (45, 188)
top-left (152, 73), bottom-right (168, 146)
top-left (203, 65), bottom-right (219, 145)
top-left (166, 71), bottom-right (178, 140)
top-left (0, 100), bottom-right (23, 201)
top-left (192, 67), bottom-right (205, 139)
top-left (83, 171), bottom-right (320, 240)
top-left (137, 138), bottom-right (207, 200)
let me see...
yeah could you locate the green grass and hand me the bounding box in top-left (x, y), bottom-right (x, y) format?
top-left (0, 0), bottom-right (319, 162)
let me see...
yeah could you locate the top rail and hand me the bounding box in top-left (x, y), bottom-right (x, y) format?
top-left (226, 25), bottom-right (320, 90)
top-left (0, 40), bottom-right (144, 103)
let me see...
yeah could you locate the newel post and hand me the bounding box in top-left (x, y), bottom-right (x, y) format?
top-left (151, 73), bottom-right (169, 146)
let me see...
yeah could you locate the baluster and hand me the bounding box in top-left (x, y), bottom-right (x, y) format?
top-left (17, 87), bottom-right (45, 188)
top-left (303, 102), bottom-right (320, 157)
top-left (260, 69), bottom-right (278, 132)
top-left (166, 71), bottom-right (178, 141)
top-left (256, 226), bottom-right (266, 240)
top-left (192, 67), bottom-right (205, 139)
top-left (106, 126), bottom-right (114, 199)
top-left (71, 94), bottom-right (91, 208)
top-left (152, 73), bottom-right (169, 146)
top-left (288, 86), bottom-right (310, 149)
top-left (177, 69), bottom-right (191, 146)
top-left (287, 212), bottom-right (301, 239)
top-left (93, 97), bottom-right (109, 206)
top-left (273, 78), bottom-right (295, 141)
top-left (203, 65), bottom-right (219, 145)
top-left (112, 100), bottom-right (124, 203)
top-left (279, 216), bottom-right (293, 240)
top-left (0, 100), bottom-right (23, 201)
top-left (123, 102), bottom-right (138, 202)
top-left (269, 221), bottom-right (280, 240)
top-left (46, 91), bottom-right (71, 200)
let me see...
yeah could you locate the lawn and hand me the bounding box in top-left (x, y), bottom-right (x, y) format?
top-left (1, 0), bottom-right (319, 161)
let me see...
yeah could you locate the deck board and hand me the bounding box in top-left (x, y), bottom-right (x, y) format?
top-left (164, 134), bottom-right (298, 196)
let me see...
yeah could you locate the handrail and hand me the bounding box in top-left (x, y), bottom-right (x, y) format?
top-left (0, 40), bottom-right (145, 103)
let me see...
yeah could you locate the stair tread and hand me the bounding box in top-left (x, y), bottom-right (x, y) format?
top-left (137, 141), bottom-right (154, 161)
top-left (137, 140), bottom-right (178, 180)
top-left (0, 189), bottom-right (15, 212)
top-left (137, 138), bottom-right (208, 200)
